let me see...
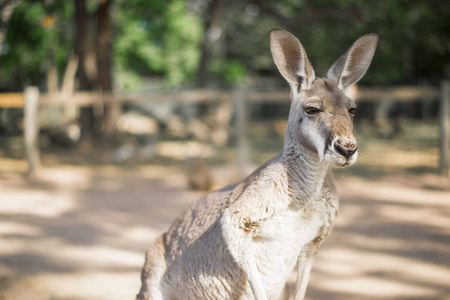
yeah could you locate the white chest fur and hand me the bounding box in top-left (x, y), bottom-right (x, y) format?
top-left (252, 198), bottom-right (336, 296)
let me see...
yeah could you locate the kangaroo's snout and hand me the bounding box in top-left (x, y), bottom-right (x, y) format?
top-left (332, 137), bottom-right (358, 160)
top-left (334, 139), bottom-right (357, 158)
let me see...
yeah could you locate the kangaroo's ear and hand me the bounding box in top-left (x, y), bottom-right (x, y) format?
top-left (327, 33), bottom-right (379, 90)
top-left (269, 28), bottom-right (315, 92)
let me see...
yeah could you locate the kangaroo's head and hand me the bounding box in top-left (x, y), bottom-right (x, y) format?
top-left (269, 28), bottom-right (378, 167)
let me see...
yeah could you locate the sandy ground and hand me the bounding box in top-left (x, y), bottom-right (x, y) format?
top-left (0, 163), bottom-right (449, 300)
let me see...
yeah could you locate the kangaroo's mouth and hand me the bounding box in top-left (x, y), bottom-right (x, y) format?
top-left (324, 143), bottom-right (358, 167)
top-left (323, 136), bottom-right (358, 167)
top-left (341, 158), bottom-right (356, 167)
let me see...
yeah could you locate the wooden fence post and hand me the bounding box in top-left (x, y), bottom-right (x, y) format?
top-left (233, 88), bottom-right (251, 176)
top-left (24, 87), bottom-right (40, 176)
top-left (440, 80), bottom-right (450, 176)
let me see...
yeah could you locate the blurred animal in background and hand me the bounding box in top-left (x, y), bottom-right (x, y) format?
top-left (137, 28), bottom-right (378, 300)
top-left (185, 157), bottom-right (215, 191)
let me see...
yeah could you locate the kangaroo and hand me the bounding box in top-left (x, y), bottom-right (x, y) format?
top-left (137, 28), bottom-right (378, 300)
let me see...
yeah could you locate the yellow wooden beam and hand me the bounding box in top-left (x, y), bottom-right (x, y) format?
top-left (0, 93), bottom-right (24, 108)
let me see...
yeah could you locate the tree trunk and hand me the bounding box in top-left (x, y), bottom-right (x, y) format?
top-left (97, 0), bottom-right (119, 141)
top-left (196, 0), bottom-right (221, 88)
top-left (75, 0), bottom-right (96, 147)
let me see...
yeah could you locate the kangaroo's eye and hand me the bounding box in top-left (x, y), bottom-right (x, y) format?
top-left (348, 108), bottom-right (356, 115)
top-left (305, 107), bottom-right (320, 115)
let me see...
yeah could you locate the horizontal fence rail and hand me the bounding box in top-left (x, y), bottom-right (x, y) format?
top-left (0, 85), bottom-right (442, 108)
top-left (0, 93), bottom-right (24, 108)
top-left (0, 83), bottom-right (448, 176)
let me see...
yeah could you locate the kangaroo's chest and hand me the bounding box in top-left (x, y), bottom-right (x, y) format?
top-left (254, 209), bottom-right (322, 268)
top-left (258, 196), bottom-right (337, 244)
top-left (253, 196), bottom-right (338, 295)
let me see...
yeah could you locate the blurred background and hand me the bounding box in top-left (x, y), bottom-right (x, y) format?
top-left (0, 0), bottom-right (449, 299)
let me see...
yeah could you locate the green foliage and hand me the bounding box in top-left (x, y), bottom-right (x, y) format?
top-left (163, 0), bottom-right (203, 86)
top-left (113, 0), bottom-right (203, 90)
top-left (0, 1), bottom-right (74, 91)
top-left (222, 60), bottom-right (247, 83)
top-left (1, 3), bottom-right (48, 89)
top-left (211, 59), bottom-right (247, 84)
top-left (0, 0), bottom-right (448, 91)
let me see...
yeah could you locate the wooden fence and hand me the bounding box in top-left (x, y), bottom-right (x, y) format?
top-left (0, 83), bottom-right (449, 176)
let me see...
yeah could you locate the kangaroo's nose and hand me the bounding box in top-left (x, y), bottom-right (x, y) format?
top-left (334, 141), bottom-right (357, 158)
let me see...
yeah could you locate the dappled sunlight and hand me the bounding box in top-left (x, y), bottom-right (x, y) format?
top-left (0, 222), bottom-right (44, 256)
top-left (329, 233), bottom-right (406, 253)
top-left (157, 141), bottom-right (217, 160)
top-left (338, 176), bottom-right (450, 205)
top-left (0, 221), bottom-right (43, 236)
top-left (0, 164), bottom-right (203, 299)
top-left (311, 274), bottom-right (438, 298)
top-left (359, 148), bottom-right (439, 170)
top-left (303, 176), bottom-right (450, 299)
top-left (54, 245), bottom-right (143, 269)
top-left (0, 189), bottom-right (77, 218)
top-left (121, 226), bottom-right (161, 243)
top-left (316, 246), bottom-right (450, 286)
top-left (37, 166), bottom-right (93, 190)
top-left (2, 271), bottom-right (141, 300)
top-left (332, 204), bottom-right (366, 227)
top-left (1, 164), bottom-right (449, 299)
top-left (0, 236), bottom-right (36, 257)
top-left (378, 205), bottom-right (450, 231)
top-left (0, 157), bottom-right (28, 174)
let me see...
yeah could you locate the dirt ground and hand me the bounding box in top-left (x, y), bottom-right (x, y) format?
top-left (0, 160), bottom-right (449, 300)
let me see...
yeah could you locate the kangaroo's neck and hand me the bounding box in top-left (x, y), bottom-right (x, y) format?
top-left (280, 127), bottom-right (332, 203)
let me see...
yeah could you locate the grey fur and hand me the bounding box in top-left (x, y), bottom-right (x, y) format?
top-left (137, 28), bottom-right (378, 300)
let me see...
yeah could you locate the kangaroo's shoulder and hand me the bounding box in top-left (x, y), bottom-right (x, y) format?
top-left (164, 155), bottom-right (284, 251)
top-left (163, 181), bottom-right (239, 250)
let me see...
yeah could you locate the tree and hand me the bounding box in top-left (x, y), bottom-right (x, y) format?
top-left (113, 0), bottom-right (203, 89)
top-left (0, 1), bottom-right (74, 91)
top-left (1, 0), bottom-right (448, 94)
top-left (97, 0), bottom-right (118, 140)
top-left (74, 0), bottom-right (117, 145)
